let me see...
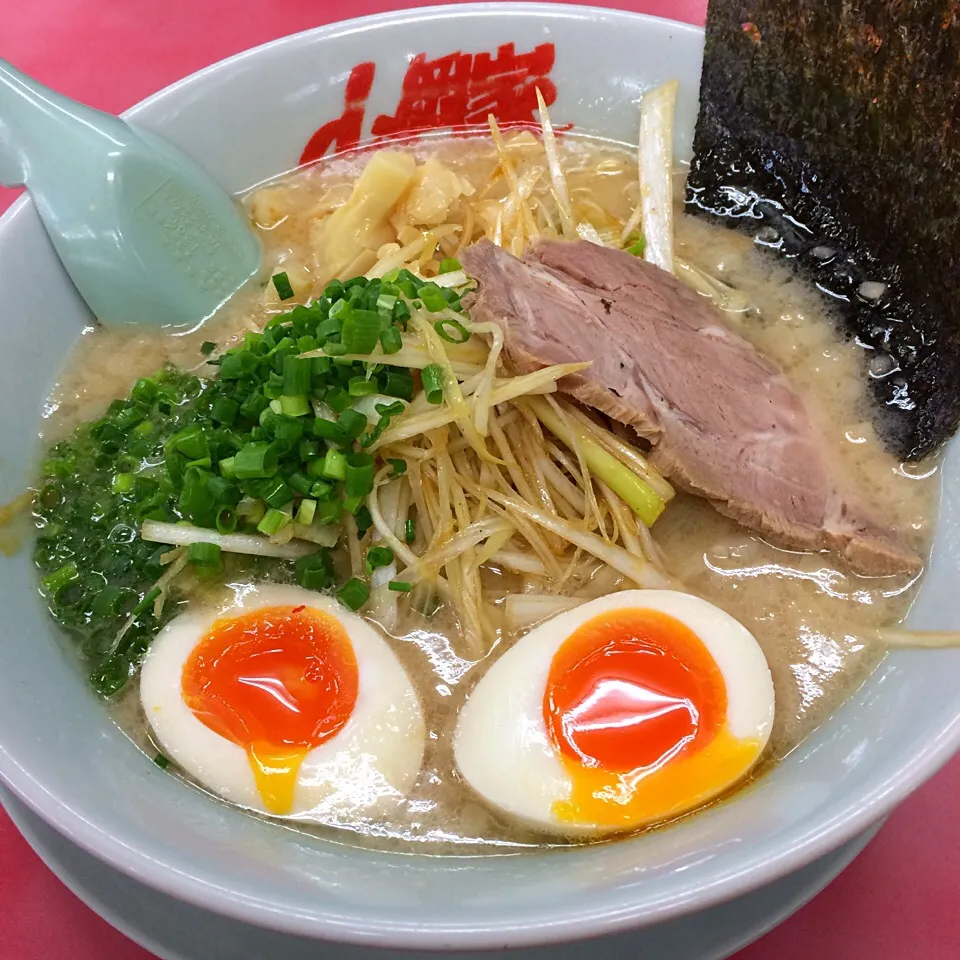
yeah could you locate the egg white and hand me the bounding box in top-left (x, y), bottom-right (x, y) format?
top-left (453, 589), bottom-right (775, 836)
top-left (140, 584), bottom-right (425, 819)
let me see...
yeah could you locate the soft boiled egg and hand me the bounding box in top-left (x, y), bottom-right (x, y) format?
top-left (454, 590), bottom-right (774, 836)
top-left (140, 583), bottom-right (425, 819)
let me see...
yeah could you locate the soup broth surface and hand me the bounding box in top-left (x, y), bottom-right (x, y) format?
top-left (43, 135), bottom-right (938, 853)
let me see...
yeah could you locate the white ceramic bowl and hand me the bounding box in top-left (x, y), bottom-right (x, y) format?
top-left (2, 4), bottom-right (959, 950)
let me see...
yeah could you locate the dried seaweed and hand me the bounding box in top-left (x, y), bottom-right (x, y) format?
top-left (687, 1), bottom-right (960, 460)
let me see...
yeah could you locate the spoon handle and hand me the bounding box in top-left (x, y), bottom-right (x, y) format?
top-left (0, 59), bottom-right (32, 186)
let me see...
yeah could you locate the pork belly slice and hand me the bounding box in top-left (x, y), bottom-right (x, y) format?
top-left (461, 238), bottom-right (919, 576)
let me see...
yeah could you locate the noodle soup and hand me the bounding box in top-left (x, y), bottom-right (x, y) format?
top-left (34, 120), bottom-right (937, 853)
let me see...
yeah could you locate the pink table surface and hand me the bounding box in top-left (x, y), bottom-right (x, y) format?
top-left (2, 1), bottom-right (958, 958)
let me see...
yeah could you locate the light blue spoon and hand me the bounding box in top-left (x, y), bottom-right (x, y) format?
top-left (0, 58), bottom-right (260, 329)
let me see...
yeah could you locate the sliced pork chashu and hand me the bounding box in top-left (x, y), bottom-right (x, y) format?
top-left (461, 238), bottom-right (920, 576)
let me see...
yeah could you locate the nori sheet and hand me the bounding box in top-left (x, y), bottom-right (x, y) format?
top-left (686, 1), bottom-right (960, 461)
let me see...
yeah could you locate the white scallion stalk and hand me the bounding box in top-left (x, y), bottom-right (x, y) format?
top-left (372, 363), bottom-right (587, 450)
top-left (536, 87), bottom-right (575, 236)
top-left (504, 594), bottom-right (585, 632)
top-left (430, 270), bottom-right (471, 289)
top-left (141, 520), bottom-right (316, 559)
top-left (483, 489), bottom-right (671, 588)
top-left (639, 79), bottom-right (679, 273)
top-left (397, 516), bottom-right (512, 584)
top-left (489, 549), bottom-right (548, 576)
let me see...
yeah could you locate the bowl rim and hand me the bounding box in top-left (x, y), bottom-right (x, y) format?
top-left (3, 2), bottom-right (960, 949)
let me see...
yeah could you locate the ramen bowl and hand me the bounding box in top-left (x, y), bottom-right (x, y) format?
top-left (1, 3), bottom-right (959, 950)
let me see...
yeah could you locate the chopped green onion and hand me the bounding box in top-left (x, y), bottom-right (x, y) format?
top-left (381, 370), bottom-right (414, 401)
top-left (439, 258), bottom-right (462, 274)
top-left (215, 506), bottom-right (238, 534)
top-left (219, 456), bottom-right (237, 480)
top-left (355, 505), bottom-right (373, 537)
top-left (338, 577), bottom-right (370, 611)
top-left (348, 377), bottom-right (378, 397)
top-left (434, 317), bottom-right (470, 343)
top-left (321, 448), bottom-right (347, 481)
top-left (345, 452), bottom-right (375, 497)
top-left (323, 342), bottom-right (348, 357)
top-left (422, 364), bottom-right (444, 404)
top-left (366, 545), bottom-right (394, 574)
top-left (325, 386), bottom-right (350, 412)
top-left (131, 378), bottom-right (158, 405)
top-left (234, 442), bottom-right (278, 479)
top-left (298, 438), bottom-right (320, 461)
top-left (257, 508), bottom-right (291, 536)
top-left (315, 499), bottom-right (342, 525)
top-left (309, 479), bottom-right (332, 499)
top-left (288, 471), bottom-right (314, 496)
top-left (211, 397), bottom-right (239, 426)
top-left (42, 561), bottom-right (79, 596)
top-left (342, 308), bottom-right (382, 354)
top-left (379, 325), bottom-right (403, 355)
top-left (279, 395), bottom-right (310, 417)
top-left (282, 355), bottom-right (312, 396)
top-left (91, 586), bottom-right (124, 616)
top-left (388, 580), bottom-right (413, 593)
top-left (376, 293), bottom-right (398, 317)
top-left (258, 477), bottom-right (294, 508)
top-left (187, 541), bottom-right (222, 568)
top-left (200, 341), bottom-right (217, 357)
top-left (133, 586), bottom-right (161, 616)
top-left (171, 425), bottom-right (209, 461)
top-left (272, 272), bottom-right (295, 300)
top-left (625, 236), bottom-right (646, 256)
top-left (153, 753), bottom-right (171, 769)
top-left (419, 284), bottom-right (448, 312)
top-left (296, 498), bottom-right (317, 526)
top-left (112, 473), bottom-right (134, 494)
top-left (313, 418), bottom-right (345, 444)
top-left (387, 458), bottom-right (407, 477)
top-left (338, 409), bottom-right (367, 440)
top-left (295, 551), bottom-right (335, 591)
top-left (404, 518), bottom-right (416, 543)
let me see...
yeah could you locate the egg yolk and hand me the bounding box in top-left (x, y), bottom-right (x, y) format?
top-left (182, 605), bottom-right (358, 815)
top-left (544, 608), bottom-right (760, 828)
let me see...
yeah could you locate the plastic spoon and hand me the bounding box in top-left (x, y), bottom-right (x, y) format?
top-left (0, 58), bottom-right (260, 329)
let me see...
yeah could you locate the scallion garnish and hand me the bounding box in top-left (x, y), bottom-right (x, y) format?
top-left (337, 577), bottom-right (370, 611)
top-left (419, 284), bottom-right (448, 312)
top-left (342, 309), bottom-right (382, 355)
top-left (187, 541), bottom-right (222, 568)
top-left (439, 258), bottom-right (462, 275)
top-left (234, 442), bottom-right (279, 480)
top-left (366, 545), bottom-right (394, 574)
top-left (345, 453), bottom-right (375, 498)
top-left (272, 271), bottom-right (295, 300)
top-left (282, 355), bottom-right (313, 396)
top-left (387, 458), bottom-right (407, 477)
top-left (381, 370), bottom-right (414, 401)
top-left (379, 325), bottom-right (403, 355)
top-left (321, 448), bottom-right (347, 481)
top-left (388, 580), bottom-right (412, 593)
top-left (404, 518), bottom-right (416, 543)
top-left (257, 508), bottom-right (291, 536)
top-left (422, 364), bottom-right (445, 404)
top-left (434, 317), bottom-right (470, 344)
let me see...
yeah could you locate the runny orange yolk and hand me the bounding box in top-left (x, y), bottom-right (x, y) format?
top-left (181, 605), bottom-right (358, 816)
top-left (544, 608), bottom-right (759, 828)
